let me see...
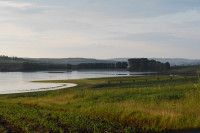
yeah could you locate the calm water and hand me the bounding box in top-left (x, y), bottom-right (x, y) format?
top-left (0, 71), bottom-right (154, 94)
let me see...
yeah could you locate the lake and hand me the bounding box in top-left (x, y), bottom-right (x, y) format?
top-left (0, 71), bottom-right (154, 94)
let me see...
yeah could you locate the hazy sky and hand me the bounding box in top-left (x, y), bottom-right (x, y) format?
top-left (0, 0), bottom-right (200, 59)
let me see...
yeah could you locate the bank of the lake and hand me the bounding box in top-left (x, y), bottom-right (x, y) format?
top-left (0, 75), bottom-right (200, 132)
top-left (0, 71), bottom-right (155, 94)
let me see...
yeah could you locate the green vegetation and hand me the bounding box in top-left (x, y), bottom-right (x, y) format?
top-left (0, 75), bottom-right (200, 132)
top-left (170, 65), bottom-right (200, 75)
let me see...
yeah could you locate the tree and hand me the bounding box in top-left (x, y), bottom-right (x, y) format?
top-left (128, 58), bottom-right (170, 71)
top-left (165, 62), bottom-right (170, 70)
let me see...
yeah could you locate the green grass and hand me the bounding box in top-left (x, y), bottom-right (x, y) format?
top-left (171, 65), bottom-right (200, 75)
top-left (0, 76), bottom-right (200, 132)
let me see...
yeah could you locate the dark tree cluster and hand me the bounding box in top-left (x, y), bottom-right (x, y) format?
top-left (22, 62), bottom-right (70, 71)
top-left (0, 55), bottom-right (23, 61)
top-left (116, 62), bottom-right (128, 69)
top-left (128, 58), bottom-right (170, 71)
top-left (0, 63), bottom-right (22, 71)
top-left (77, 62), bottom-right (128, 69)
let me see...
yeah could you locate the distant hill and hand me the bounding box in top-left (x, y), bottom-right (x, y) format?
top-left (109, 58), bottom-right (129, 62)
top-left (150, 58), bottom-right (200, 66)
top-left (26, 58), bottom-right (116, 65)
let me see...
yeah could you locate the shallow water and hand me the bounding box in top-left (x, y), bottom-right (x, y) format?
top-left (0, 71), bottom-right (154, 94)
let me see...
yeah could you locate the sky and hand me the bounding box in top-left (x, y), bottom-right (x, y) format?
top-left (0, 0), bottom-right (200, 59)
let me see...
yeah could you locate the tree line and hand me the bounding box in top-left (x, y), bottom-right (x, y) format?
top-left (21, 62), bottom-right (72, 71)
top-left (0, 62), bottom-right (128, 71)
top-left (0, 55), bottom-right (24, 61)
top-left (22, 62), bottom-right (128, 71)
top-left (0, 55), bottom-right (170, 72)
top-left (77, 62), bottom-right (128, 69)
top-left (128, 58), bottom-right (170, 71)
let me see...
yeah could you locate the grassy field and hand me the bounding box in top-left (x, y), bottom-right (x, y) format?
top-left (0, 75), bottom-right (200, 132)
top-left (170, 65), bottom-right (200, 75)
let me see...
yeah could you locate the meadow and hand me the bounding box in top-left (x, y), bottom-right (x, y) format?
top-left (0, 75), bottom-right (200, 132)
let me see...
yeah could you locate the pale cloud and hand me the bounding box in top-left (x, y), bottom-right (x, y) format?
top-left (0, 1), bottom-right (34, 8)
top-left (0, 0), bottom-right (200, 58)
top-left (39, 30), bottom-right (91, 46)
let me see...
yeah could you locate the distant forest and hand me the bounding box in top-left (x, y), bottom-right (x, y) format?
top-left (0, 55), bottom-right (128, 71)
top-left (0, 55), bottom-right (24, 61)
top-left (128, 58), bottom-right (170, 71)
top-left (21, 62), bottom-right (128, 71)
top-left (0, 55), bottom-right (170, 72)
top-left (77, 62), bottom-right (128, 69)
